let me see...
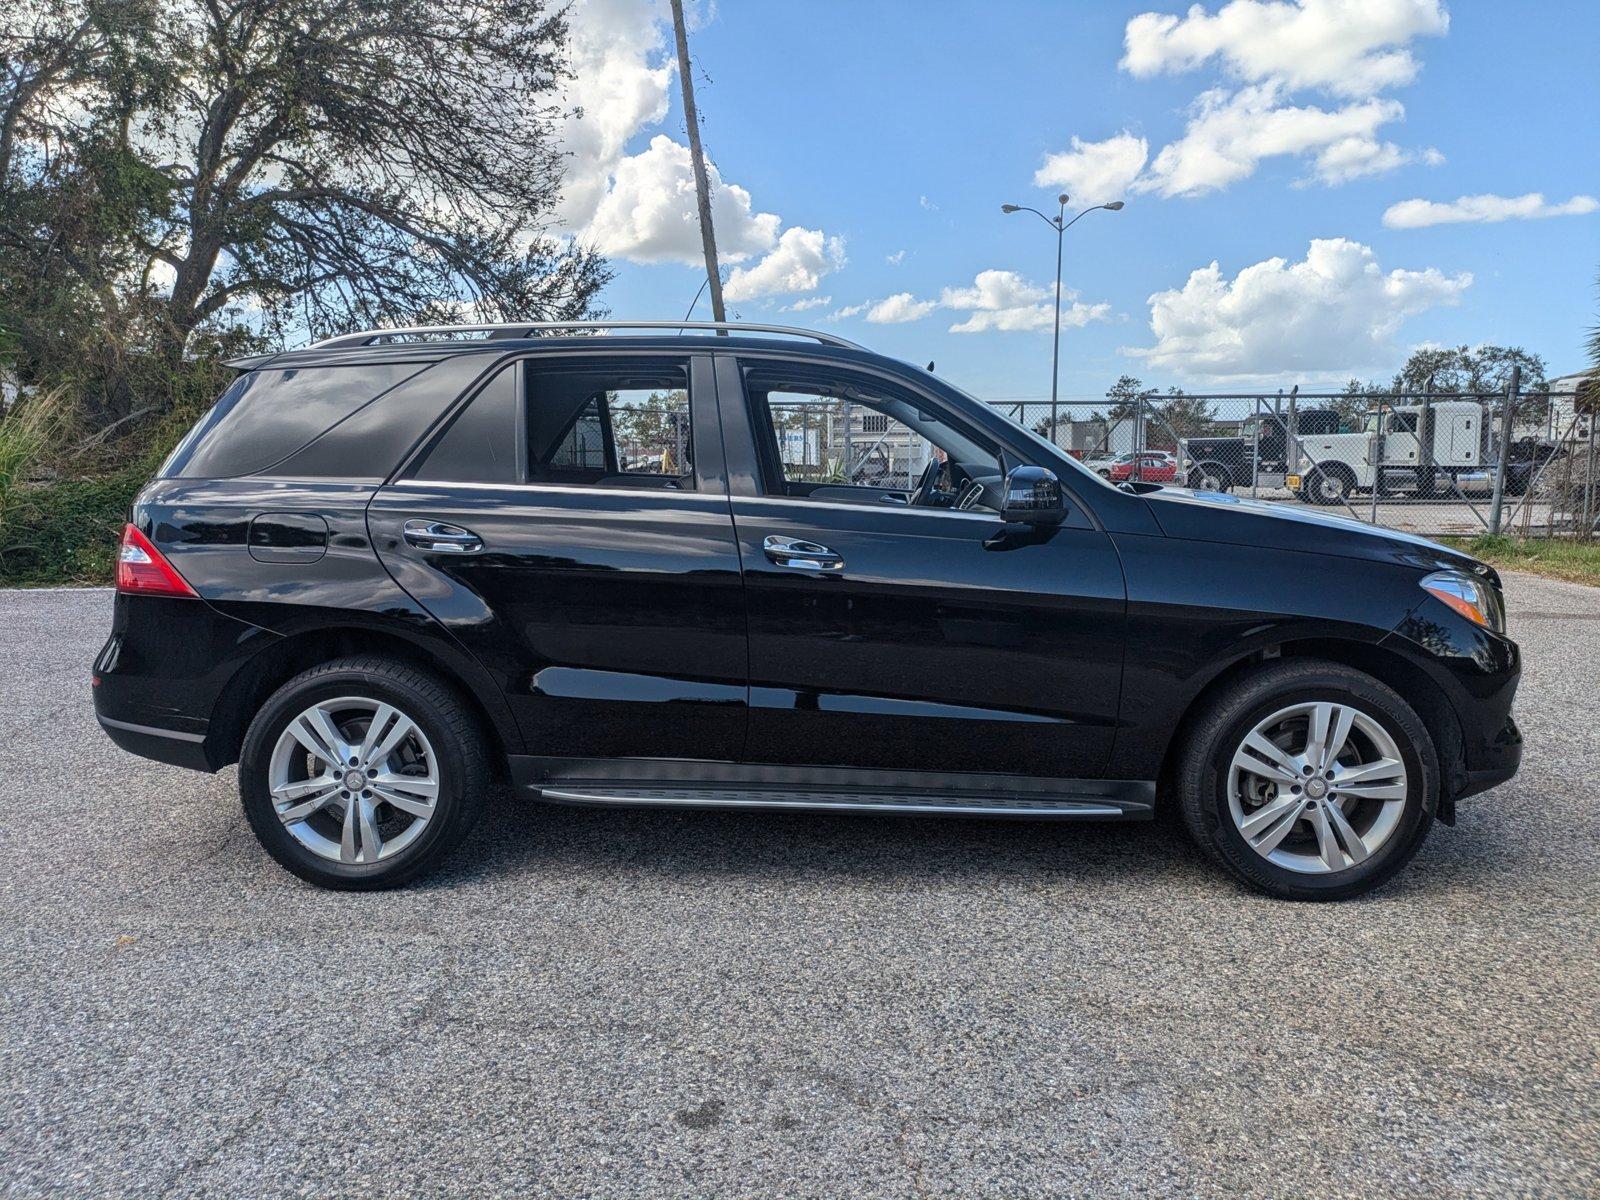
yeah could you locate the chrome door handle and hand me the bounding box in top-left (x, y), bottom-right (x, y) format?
top-left (762, 535), bottom-right (843, 571)
top-left (403, 519), bottom-right (483, 554)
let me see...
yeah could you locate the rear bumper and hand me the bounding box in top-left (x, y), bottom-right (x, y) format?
top-left (92, 592), bottom-right (275, 773)
top-left (96, 713), bottom-right (214, 772)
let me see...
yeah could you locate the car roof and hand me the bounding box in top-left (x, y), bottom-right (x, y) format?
top-left (226, 333), bottom-right (919, 375)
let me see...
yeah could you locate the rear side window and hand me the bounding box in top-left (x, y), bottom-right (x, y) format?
top-left (525, 359), bottom-right (694, 488)
top-left (412, 364), bottom-right (521, 484)
top-left (163, 363), bottom-right (425, 479)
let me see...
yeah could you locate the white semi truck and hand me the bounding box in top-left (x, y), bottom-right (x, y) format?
top-left (1286, 400), bottom-right (1548, 505)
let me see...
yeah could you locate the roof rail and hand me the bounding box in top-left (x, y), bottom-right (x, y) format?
top-left (306, 320), bottom-right (865, 352)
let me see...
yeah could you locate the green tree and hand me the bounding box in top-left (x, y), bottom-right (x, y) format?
top-left (2, 0), bottom-right (609, 428)
top-left (1386, 345), bottom-right (1548, 394)
top-left (1151, 388), bottom-right (1216, 441)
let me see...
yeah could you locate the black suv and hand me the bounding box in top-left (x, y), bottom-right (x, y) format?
top-left (94, 321), bottom-right (1522, 899)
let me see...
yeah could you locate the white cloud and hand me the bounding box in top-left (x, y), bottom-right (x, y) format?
top-left (886, 249), bottom-right (907, 265)
top-left (559, 0), bottom-right (839, 296)
top-left (556, 0), bottom-right (674, 228)
top-left (941, 270), bottom-right (1111, 334)
top-left (865, 293), bottom-right (937, 324)
top-left (782, 295), bottom-right (832, 312)
top-left (724, 226), bottom-right (846, 302)
top-left (1121, 0), bottom-right (1449, 98)
top-left (919, 195), bottom-right (939, 211)
top-left (582, 135), bottom-right (780, 264)
top-left (1137, 84), bottom-right (1413, 196)
top-left (1127, 237), bottom-right (1470, 378)
top-left (1034, 133), bottom-right (1149, 205)
top-left (1383, 192), bottom-right (1600, 229)
top-left (834, 272), bottom-right (1112, 333)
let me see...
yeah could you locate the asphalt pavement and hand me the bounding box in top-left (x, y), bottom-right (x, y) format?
top-left (1, 578), bottom-right (1596, 1198)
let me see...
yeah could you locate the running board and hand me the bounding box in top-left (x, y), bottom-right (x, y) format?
top-left (534, 786), bottom-right (1143, 820)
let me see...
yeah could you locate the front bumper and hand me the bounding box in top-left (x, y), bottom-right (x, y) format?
top-left (1382, 603), bottom-right (1522, 808)
top-left (1455, 714), bottom-right (1522, 800)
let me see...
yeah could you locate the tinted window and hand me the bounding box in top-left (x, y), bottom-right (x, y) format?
top-left (526, 360), bottom-right (694, 488)
top-left (164, 362), bottom-right (426, 479)
top-left (547, 396), bottom-right (607, 472)
top-left (413, 364), bottom-right (520, 483)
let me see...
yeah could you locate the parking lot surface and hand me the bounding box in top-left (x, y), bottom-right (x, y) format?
top-left (2, 578), bottom-right (1596, 1198)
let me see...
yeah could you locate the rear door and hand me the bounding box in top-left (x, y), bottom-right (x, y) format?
top-left (716, 353), bottom-right (1126, 780)
top-left (367, 350), bottom-right (749, 762)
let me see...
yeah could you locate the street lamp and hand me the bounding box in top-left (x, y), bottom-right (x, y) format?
top-left (1001, 194), bottom-right (1124, 444)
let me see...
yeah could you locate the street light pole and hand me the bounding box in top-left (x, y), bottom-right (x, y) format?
top-left (1001, 195), bottom-right (1124, 445)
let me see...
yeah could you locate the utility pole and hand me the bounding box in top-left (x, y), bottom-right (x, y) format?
top-left (669, 0), bottom-right (725, 324)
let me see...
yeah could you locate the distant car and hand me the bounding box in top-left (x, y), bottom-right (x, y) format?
top-left (1082, 452), bottom-right (1124, 477)
top-left (1108, 452), bottom-right (1178, 484)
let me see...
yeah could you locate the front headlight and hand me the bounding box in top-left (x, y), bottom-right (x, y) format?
top-left (1421, 570), bottom-right (1505, 633)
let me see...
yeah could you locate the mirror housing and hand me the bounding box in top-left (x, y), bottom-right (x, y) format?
top-left (1000, 465), bottom-right (1065, 526)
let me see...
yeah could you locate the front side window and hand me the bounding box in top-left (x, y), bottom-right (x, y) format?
top-left (744, 365), bottom-right (1004, 511)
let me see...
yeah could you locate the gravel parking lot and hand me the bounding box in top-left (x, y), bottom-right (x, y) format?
top-left (2, 578), bottom-right (1596, 1198)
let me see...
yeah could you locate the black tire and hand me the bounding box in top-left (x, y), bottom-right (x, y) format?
top-left (239, 656), bottom-right (489, 890)
top-left (1174, 660), bottom-right (1437, 901)
top-left (1302, 465), bottom-right (1353, 506)
top-left (1188, 462), bottom-right (1231, 492)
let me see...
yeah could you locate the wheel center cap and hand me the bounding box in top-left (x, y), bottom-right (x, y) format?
top-left (1305, 777), bottom-right (1328, 799)
top-left (342, 768), bottom-right (366, 791)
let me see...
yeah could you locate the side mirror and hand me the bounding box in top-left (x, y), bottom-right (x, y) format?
top-left (1001, 465), bottom-right (1065, 526)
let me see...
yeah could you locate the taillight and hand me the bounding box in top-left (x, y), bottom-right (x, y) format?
top-left (116, 524), bottom-right (197, 598)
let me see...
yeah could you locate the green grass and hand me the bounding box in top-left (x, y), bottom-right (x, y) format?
top-left (1441, 534), bottom-right (1600, 587)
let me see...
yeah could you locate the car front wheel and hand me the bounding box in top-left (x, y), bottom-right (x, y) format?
top-left (239, 656), bottom-right (489, 889)
top-left (1174, 660), bottom-right (1437, 900)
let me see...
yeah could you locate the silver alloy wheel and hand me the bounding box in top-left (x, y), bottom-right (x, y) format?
top-left (267, 696), bottom-right (440, 865)
top-left (1226, 700), bottom-right (1409, 874)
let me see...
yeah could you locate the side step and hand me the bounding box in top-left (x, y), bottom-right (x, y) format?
top-left (535, 786), bottom-right (1146, 820)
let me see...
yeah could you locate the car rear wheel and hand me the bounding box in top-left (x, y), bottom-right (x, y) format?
top-left (1174, 660), bottom-right (1436, 900)
top-left (239, 656), bottom-right (489, 889)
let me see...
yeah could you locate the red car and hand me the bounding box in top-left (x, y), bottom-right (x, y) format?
top-left (1108, 452), bottom-right (1177, 483)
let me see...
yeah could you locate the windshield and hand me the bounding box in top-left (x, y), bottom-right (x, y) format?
top-left (925, 371), bottom-right (1123, 490)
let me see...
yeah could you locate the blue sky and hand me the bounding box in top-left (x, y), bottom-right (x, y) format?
top-left (562, 0), bottom-right (1600, 400)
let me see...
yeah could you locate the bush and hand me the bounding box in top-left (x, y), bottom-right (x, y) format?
top-left (0, 468), bottom-right (147, 585)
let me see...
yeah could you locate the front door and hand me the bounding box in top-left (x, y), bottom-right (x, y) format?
top-left (716, 355), bottom-right (1126, 780)
top-left (368, 351), bottom-right (748, 762)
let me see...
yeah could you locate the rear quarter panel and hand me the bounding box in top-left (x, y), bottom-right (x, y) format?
top-left (129, 477), bottom-right (522, 756)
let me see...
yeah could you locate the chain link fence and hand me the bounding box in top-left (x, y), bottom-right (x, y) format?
top-left (995, 378), bottom-right (1596, 539)
top-left (603, 380), bottom-right (1597, 540)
